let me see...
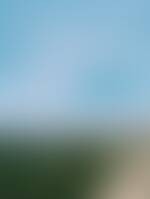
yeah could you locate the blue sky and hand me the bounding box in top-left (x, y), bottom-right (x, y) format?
top-left (0, 0), bottom-right (150, 122)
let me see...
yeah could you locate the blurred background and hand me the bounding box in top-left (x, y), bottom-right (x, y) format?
top-left (0, 0), bottom-right (150, 198)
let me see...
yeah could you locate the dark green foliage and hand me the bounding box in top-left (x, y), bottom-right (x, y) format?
top-left (0, 138), bottom-right (119, 199)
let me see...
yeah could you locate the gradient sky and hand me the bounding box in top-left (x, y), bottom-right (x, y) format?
top-left (0, 0), bottom-right (150, 123)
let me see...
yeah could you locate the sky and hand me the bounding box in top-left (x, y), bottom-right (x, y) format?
top-left (0, 0), bottom-right (150, 123)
